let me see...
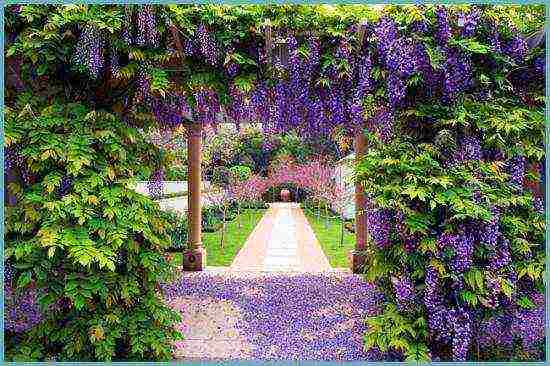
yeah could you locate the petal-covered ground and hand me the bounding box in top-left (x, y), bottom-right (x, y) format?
top-left (162, 271), bottom-right (383, 361)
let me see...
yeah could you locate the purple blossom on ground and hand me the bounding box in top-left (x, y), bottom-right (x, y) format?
top-left (162, 272), bottom-right (383, 361)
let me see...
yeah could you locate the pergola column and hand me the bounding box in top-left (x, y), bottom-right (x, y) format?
top-left (182, 123), bottom-right (206, 271)
top-left (351, 130), bottom-right (367, 273)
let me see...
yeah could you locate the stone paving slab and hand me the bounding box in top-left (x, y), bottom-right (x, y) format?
top-left (230, 202), bottom-right (331, 272)
top-left (230, 206), bottom-right (276, 271)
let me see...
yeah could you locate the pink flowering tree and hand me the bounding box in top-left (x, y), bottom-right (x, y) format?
top-left (297, 160), bottom-right (333, 219)
top-left (246, 174), bottom-right (270, 205)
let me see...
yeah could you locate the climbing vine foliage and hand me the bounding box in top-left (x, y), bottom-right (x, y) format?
top-left (5, 99), bottom-right (182, 361)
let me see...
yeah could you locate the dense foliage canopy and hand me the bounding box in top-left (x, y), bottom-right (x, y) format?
top-left (4, 3), bottom-right (545, 362)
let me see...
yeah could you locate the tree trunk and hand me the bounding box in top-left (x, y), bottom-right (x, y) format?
top-left (220, 207), bottom-right (226, 249)
top-left (237, 202), bottom-right (241, 229)
top-left (339, 214), bottom-right (345, 247)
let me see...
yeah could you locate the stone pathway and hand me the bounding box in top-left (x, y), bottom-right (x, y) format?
top-left (230, 202), bottom-right (331, 272)
top-left (163, 202), bottom-right (377, 361)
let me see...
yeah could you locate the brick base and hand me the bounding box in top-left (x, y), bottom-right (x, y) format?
top-left (349, 250), bottom-right (367, 274)
top-left (182, 247), bottom-right (206, 271)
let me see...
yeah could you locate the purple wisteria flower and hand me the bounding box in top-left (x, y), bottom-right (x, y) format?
top-left (457, 9), bottom-right (480, 38)
top-left (435, 6), bottom-right (451, 46)
top-left (367, 208), bottom-right (392, 248)
top-left (504, 33), bottom-right (528, 63)
top-left (391, 274), bottom-right (416, 310)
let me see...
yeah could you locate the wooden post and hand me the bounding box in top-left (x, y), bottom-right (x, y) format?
top-left (182, 123), bottom-right (206, 271)
top-left (351, 131), bottom-right (367, 273)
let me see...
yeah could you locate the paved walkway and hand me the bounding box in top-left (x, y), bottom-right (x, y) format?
top-left (162, 202), bottom-right (378, 361)
top-left (230, 202), bottom-right (331, 272)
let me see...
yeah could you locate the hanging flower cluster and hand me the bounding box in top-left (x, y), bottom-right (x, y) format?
top-left (72, 24), bottom-right (105, 79)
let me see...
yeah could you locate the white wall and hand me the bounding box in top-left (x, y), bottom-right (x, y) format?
top-left (332, 157), bottom-right (356, 220)
top-left (130, 181), bottom-right (216, 214)
top-left (131, 181), bottom-right (211, 197)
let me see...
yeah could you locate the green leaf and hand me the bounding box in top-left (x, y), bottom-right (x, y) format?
top-left (517, 295), bottom-right (536, 309)
top-left (17, 271), bottom-right (32, 288)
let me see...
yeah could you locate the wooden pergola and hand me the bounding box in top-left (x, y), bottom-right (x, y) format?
top-left (178, 22), bottom-right (369, 273)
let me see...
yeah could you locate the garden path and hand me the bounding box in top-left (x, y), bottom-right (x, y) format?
top-left (163, 270), bottom-right (380, 361)
top-left (163, 203), bottom-right (377, 361)
top-left (230, 202), bottom-right (332, 272)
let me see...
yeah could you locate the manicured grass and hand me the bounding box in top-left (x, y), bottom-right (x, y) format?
top-left (304, 209), bottom-right (355, 268)
top-left (172, 208), bottom-right (266, 267)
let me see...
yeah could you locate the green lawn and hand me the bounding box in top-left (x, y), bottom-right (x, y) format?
top-left (172, 208), bottom-right (266, 267)
top-left (304, 210), bottom-right (355, 268)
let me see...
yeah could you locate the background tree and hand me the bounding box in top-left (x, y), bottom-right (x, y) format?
top-left (228, 165), bottom-right (252, 228)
